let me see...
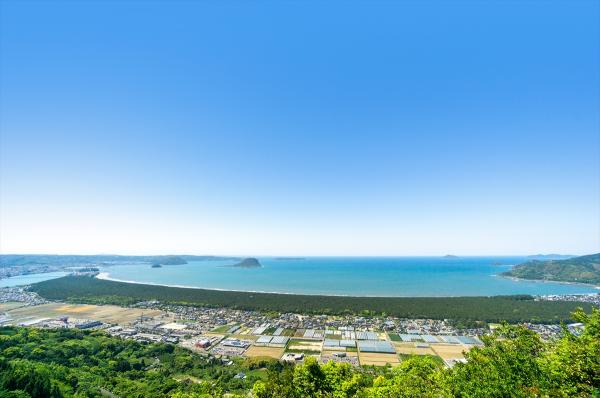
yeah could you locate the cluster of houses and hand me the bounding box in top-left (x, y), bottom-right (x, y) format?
top-left (2, 288), bottom-right (596, 366)
top-left (0, 287), bottom-right (48, 306)
top-left (539, 293), bottom-right (600, 306)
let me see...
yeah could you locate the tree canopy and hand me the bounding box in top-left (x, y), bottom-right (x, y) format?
top-left (1, 308), bottom-right (599, 397)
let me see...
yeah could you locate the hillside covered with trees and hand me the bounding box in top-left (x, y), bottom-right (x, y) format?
top-left (1, 308), bottom-right (598, 397)
top-left (503, 253), bottom-right (600, 285)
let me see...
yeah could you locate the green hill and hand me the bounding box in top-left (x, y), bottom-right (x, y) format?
top-left (502, 253), bottom-right (600, 285)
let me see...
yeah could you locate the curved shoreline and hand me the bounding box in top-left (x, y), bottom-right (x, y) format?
top-left (96, 272), bottom-right (408, 297)
top-left (30, 275), bottom-right (598, 324)
top-left (96, 272), bottom-right (599, 298)
top-left (498, 274), bottom-right (600, 289)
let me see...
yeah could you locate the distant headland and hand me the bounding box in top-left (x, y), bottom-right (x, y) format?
top-left (526, 254), bottom-right (575, 260)
top-left (502, 253), bottom-right (600, 285)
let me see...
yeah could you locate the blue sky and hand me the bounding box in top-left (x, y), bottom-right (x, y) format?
top-left (1, 1), bottom-right (599, 255)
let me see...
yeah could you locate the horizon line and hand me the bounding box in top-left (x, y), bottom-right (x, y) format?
top-left (1, 252), bottom-right (591, 257)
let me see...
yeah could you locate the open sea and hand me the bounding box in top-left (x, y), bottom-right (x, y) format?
top-left (86, 257), bottom-right (600, 297)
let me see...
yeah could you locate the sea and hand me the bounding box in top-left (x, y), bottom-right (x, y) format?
top-left (2, 257), bottom-right (597, 296)
top-left (0, 272), bottom-right (69, 288)
top-left (80, 256), bottom-right (600, 297)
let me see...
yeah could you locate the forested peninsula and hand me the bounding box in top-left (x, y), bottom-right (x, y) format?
top-left (503, 253), bottom-right (600, 285)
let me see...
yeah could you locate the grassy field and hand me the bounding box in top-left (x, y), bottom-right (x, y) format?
top-left (399, 353), bottom-right (445, 366)
top-left (30, 275), bottom-right (595, 323)
top-left (285, 348), bottom-right (321, 355)
top-left (388, 333), bottom-right (402, 342)
top-left (245, 368), bottom-right (269, 381)
top-left (0, 302), bottom-right (27, 311)
top-left (211, 324), bottom-right (233, 333)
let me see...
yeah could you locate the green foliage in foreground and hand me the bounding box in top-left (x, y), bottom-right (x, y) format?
top-left (257, 310), bottom-right (600, 398)
top-left (31, 276), bottom-right (594, 323)
top-left (0, 327), bottom-right (272, 398)
top-left (1, 308), bottom-right (598, 398)
top-left (503, 253), bottom-right (600, 285)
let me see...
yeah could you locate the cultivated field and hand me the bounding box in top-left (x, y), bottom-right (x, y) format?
top-left (3, 303), bottom-right (164, 325)
top-left (211, 324), bottom-right (232, 333)
top-left (287, 339), bottom-right (322, 352)
top-left (431, 344), bottom-right (469, 360)
top-left (244, 346), bottom-right (285, 359)
top-left (393, 342), bottom-right (437, 356)
top-left (358, 352), bottom-right (400, 366)
top-left (0, 302), bottom-right (27, 311)
top-left (229, 333), bottom-right (258, 341)
top-left (293, 329), bottom-right (306, 337)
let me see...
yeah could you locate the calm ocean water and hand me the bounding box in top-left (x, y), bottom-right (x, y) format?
top-left (95, 257), bottom-right (598, 297)
top-left (0, 272), bottom-right (69, 288)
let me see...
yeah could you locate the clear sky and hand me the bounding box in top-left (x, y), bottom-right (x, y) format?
top-left (1, 1), bottom-right (599, 256)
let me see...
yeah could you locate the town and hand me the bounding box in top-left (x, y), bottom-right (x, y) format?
top-left (1, 286), bottom-right (595, 369)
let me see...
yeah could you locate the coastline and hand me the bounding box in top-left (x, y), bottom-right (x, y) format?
top-left (96, 272), bottom-right (401, 297)
top-left (497, 274), bottom-right (600, 289)
top-left (30, 275), bottom-right (598, 323)
top-left (95, 272), bottom-right (600, 298)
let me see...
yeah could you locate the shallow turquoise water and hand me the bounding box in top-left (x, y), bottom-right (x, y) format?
top-left (100, 257), bottom-right (598, 297)
top-left (0, 272), bottom-right (69, 288)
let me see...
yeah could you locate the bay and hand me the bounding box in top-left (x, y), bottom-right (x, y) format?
top-left (0, 272), bottom-right (69, 288)
top-left (98, 257), bottom-right (598, 297)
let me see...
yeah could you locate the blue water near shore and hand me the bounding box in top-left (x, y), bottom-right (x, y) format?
top-left (0, 272), bottom-right (69, 288)
top-left (99, 257), bottom-right (598, 297)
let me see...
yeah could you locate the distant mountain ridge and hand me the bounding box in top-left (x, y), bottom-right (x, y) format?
top-left (151, 256), bottom-right (187, 266)
top-left (502, 253), bottom-right (600, 285)
top-left (0, 254), bottom-right (239, 268)
top-left (526, 254), bottom-right (575, 260)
